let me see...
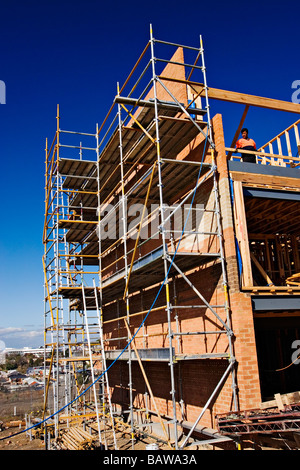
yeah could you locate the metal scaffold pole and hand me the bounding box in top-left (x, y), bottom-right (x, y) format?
top-left (54, 104), bottom-right (60, 438)
top-left (150, 24), bottom-right (178, 449)
top-left (117, 85), bottom-right (135, 448)
top-left (81, 284), bottom-right (103, 447)
top-left (95, 122), bottom-right (118, 450)
top-left (43, 137), bottom-right (49, 448)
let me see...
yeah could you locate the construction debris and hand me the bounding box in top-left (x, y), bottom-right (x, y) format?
top-left (260, 391), bottom-right (300, 410)
top-left (216, 392), bottom-right (300, 437)
top-left (3, 419), bottom-right (25, 429)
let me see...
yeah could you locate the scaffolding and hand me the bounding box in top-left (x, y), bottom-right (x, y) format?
top-left (43, 27), bottom-right (238, 450)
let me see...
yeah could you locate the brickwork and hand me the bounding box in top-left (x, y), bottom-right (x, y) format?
top-left (144, 47), bottom-right (187, 105)
top-left (212, 113), bottom-right (262, 411)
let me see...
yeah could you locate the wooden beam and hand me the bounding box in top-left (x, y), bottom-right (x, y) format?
top-left (250, 252), bottom-right (274, 286)
top-left (254, 311), bottom-right (300, 318)
top-left (261, 391), bottom-right (300, 410)
top-left (230, 171), bottom-right (300, 189)
top-left (248, 233), bottom-right (276, 240)
top-left (226, 146), bottom-right (300, 163)
top-left (242, 285), bottom-right (300, 292)
top-left (227, 105), bottom-right (250, 160)
top-left (191, 84), bottom-right (300, 114)
top-left (233, 181), bottom-right (253, 287)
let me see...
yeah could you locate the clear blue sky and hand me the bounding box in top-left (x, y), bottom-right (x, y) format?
top-left (0, 0), bottom-right (299, 348)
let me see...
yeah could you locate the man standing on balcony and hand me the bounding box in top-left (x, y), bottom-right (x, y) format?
top-left (235, 128), bottom-right (257, 163)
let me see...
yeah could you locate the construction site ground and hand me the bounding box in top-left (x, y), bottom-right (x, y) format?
top-left (0, 388), bottom-right (44, 420)
top-left (1, 426), bottom-right (298, 450)
top-left (1, 389), bottom-right (298, 451)
top-left (1, 422), bottom-right (296, 451)
top-left (0, 425), bottom-right (172, 451)
top-left (0, 426), bottom-right (44, 450)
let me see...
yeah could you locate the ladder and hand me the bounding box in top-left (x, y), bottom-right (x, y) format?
top-left (81, 282), bottom-right (118, 450)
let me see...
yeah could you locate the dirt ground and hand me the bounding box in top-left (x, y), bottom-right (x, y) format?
top-left (0, 387), bottom-right (168, 451)
top-left (1, 388), bottom-right (292, 451)
top-left (0, 426), bottom-right (45, 450)
top-left (0, 425), bottom-right (169, 451)
top-left (0, 388), bottom-right (45, 450)
top-left (0, 388), bottom-right (44, 421)
top-left (0, 386), bottom-right (175, 451)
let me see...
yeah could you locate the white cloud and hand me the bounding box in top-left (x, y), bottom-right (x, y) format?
top-left (0, 327), bottom-right (23, 335)
top-left (0, 327), bottom-right (43, 348)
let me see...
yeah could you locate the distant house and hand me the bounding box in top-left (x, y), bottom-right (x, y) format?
top-left (7, 371), bottom-right (27, 383)
top-left (27, 367), bottom-right (44, 377)
top-left (23, 377), bottom-right (38, 386)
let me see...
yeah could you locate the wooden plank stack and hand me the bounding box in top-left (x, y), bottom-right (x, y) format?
top-left (58, 425), bottom-right (97, 450)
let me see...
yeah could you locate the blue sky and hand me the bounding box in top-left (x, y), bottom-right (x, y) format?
top-left (0, 0), bottom-right (299, 348)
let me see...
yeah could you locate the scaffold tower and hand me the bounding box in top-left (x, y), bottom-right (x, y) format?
top-left (43, 26), bottom-right (238, 450)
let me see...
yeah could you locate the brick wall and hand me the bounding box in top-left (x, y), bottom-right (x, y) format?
top-left (212, 113), bottom-right (262, 411)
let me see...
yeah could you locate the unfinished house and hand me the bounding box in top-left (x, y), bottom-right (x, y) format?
top-left (43, 29), bottom-right (300, 450)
